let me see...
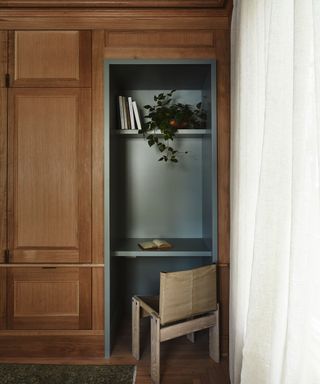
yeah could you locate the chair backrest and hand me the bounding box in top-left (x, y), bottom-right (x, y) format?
top-left (159, 264), bottom-right (217, 325)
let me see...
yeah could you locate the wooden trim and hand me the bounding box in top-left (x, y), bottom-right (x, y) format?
top-left (0, 334), bottom-right (104, 357)
top-left (0, 264), bottom-right (104, 267)
top-left (0, 32), bottom-right (7, 265)
top-left (79, 88), bottom-right (92, 263)
top-left (0, 31), bottom-right (8, 87)
top-left (215, 29), bottom-right (230, 265)
top-left (105, 30), bottom-right (215, 48)
top-left (0, 268), bottom-right (6, 329)
top-left (91, 30), bottom-right (104, 265)
top-left (0, 0), bottom-right (227, 8)
top-left (92, 267), bottom-right (104, 330)
top-left (0, 13), bottom-right (230, 31)
top-left (104, 47), bottom-right (217, 60)
top-left (79, 31), bottom-right (92, 87)
top-left (0, 330), bottom-right (104, 336)
top-left (0, 88), bottom-right (7, 265)
top-left (160, 312), bottom-right (216, 342)
top-left (79, 268), bottom-right (92, 329)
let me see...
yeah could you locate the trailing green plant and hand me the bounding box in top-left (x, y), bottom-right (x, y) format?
top-left (140, 90), bottom-right (206, 163)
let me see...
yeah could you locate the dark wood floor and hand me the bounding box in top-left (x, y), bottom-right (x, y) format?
top-left (110, 318), bottom-right (230, 383)
top-left (0, 320), bottom-right (230, 384)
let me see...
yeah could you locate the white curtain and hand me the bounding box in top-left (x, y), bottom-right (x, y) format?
top-left (230, 1), bottom-right (320, 383)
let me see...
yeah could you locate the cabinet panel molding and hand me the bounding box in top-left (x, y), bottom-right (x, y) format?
top-left (0, 14), bottom-right (230, 32)
top-left (92, 267), bottom-right (104, 330)
top-left (104, 46), bottom-right (217, 60)
top-left (0, 334), bottom-right (104, 358)
top-left (0, 31), bottom-right (7, 87)
top-left (0, 0), bottom-right (228, 8)
top-left (92, 30), bottom-right (104, 264)
top-left (7, 267), bottom-right (92, 330)
top-left (8, 30), bottom-right (91, 87)
top-left (105, 30), bottom-right (215, 48)
top-left (8, 88), bottom-right (92, 264)
top-left (0, 88), bottom-right (6, 264)
top-left (0, 268), bottom-right (6, 329)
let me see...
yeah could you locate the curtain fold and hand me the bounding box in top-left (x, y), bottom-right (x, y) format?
top-left (230, 1), bottom-right (320, 383)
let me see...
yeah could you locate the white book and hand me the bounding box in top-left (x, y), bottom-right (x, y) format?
top-left (118, 96), bottom-right (125, 129)
top-left (132, 101), bottom-right (142, 131)
top-left (128, 97), bottom-right (136, 130)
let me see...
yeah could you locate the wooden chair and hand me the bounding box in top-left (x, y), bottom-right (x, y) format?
top-left (132, 264), bottom-right (219, 384)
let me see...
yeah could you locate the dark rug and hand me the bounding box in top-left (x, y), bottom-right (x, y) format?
top-left (0, 364), bottom-right (136, 384)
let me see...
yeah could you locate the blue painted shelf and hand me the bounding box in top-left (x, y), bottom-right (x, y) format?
top-left (111, 238), bottom-right (212, 257)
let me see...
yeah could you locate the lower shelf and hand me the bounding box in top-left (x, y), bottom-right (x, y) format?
top-left (111, 238), bottom-right (212, 257)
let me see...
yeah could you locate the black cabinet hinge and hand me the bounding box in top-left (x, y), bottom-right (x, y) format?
top-left (4, 249), bottom-right (10, 264)
top-left (5, 74), bottom-right (10, 88)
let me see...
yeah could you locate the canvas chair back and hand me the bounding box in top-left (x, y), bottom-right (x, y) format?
top-left (159, 264), bottom-right (217, 325)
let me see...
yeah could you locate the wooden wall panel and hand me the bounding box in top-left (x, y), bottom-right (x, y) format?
top-left (7, 267), bottom-right (92, 330)
top-left (0, 32), bottom-right (7, 264)
top-left (215, 29), bottom-right (230, 265)
top-left (105, 30), bottom-right (214, 48)
top-left (0, 268), bottom-right (6, 329)
top-left (218, 264), bottom-right (229, 356)
top-left (92, 267), bottom-right (104, 330)
top-left (0, 31), bottom-right (7, 87)
top-left (8, 88), bottom-right (91, 263)
top-left (8, 31), bottom-right (91, 87)
top-left (0, 12), bottom-right (230, 31)
top-left (0, 333), bottom-right (104, 358)
top-left (92, 30), bottom-right (104, 265)
top-left (0, 0), bottom-right (228, 9)
top-left (0, 88), bottom-right (6, 265)
top-left (104, 46), bottom-right (217, 60)
top-left (104, 29), bottom-right (216, 59)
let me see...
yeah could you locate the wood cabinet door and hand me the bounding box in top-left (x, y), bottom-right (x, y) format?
top-left (8, 31), bottom-right (91, 87)
top-left (7, 267), bottom-right (91, 330)
top-left (8, 88), bottom-right (91, 264)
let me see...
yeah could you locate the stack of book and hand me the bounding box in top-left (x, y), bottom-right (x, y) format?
top-left (118, 96), bottom-right (142, 130)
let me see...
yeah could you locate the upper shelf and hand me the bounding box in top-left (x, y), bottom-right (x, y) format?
top-left (111, 238), bottom-right (212, 258)
top-left (113, 129), bottom-right (210, 137)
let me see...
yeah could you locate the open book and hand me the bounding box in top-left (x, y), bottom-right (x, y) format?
top-left (138, 239), bottom-right (172, 250)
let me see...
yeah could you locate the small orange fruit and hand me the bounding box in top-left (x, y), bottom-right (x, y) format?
top-left (169, 119), bottom-right (177, 127)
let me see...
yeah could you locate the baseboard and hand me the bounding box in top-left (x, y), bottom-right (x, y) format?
top-left (0, 333), bottom-right (104, 358)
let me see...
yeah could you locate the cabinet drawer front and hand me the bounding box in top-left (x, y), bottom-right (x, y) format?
top-left (7, 267), bottom-right (91, 330)
top-left (9, 31), bottom-right (91, 87)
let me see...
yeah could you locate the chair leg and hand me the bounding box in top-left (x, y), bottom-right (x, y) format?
top-left (132, 297), bottom-right (140, 360)
top-left (209, 304), bottom-right (220, 363)
top-left (151, 314), bottom-right (160, 384)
